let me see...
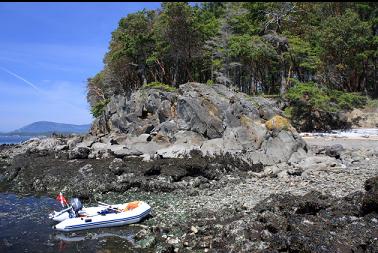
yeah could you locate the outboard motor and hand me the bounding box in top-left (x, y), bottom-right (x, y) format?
top-left (70, 198), bottom-right (83, 213)
top-left (50, 197), bottom-right (84, 221)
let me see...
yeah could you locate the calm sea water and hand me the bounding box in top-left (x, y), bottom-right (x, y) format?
top-left (0, 193), bottom-right (138, 253)
top-left (0, 136), bottom-right (33, 145)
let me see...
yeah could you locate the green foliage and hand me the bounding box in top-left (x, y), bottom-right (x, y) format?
top-left (228, 34), bottom-right (279, 81)
top-left (328, 90), bottom-right (367, 110)
top-left (286, 80), bottom-right (366, 113)
top-left (206, 79), bottom-right (214, 86)
top-left (318, 9), bottom-right (373, 89)
top-left (142, 82), bottom-right (176, 92)
top-left (193, 5), bottom-right (220, 39)
top-left (87, 2), bottom-right (378, 116)
top-left (286, 80), bottom-right (331, 111)
top-left (91, 99), bottom-right (110, 118)
top-left (285, 35), bottom-right (320, 72)
top-left (283, 106), bottom-right (293, 118)
top-left (229, 35), bottom-right (277, 60)
top-left (285, 79), bottom-right (367, 131)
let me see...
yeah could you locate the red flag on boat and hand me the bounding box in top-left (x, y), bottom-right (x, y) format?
top-left (56, 192), bottom-right (68, 207)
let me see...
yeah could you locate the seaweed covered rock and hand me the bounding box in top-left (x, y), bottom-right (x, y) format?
top-left (169, 177), bottom-right (378, 253)
top-left (361, 176), bottom-right (378, 215)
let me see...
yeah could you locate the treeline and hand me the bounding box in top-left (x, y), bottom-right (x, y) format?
top-left (87, 2), bottom-right (377, 112)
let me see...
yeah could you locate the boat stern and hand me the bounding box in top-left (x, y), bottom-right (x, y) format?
top-left (53, 222), bottom-right (69, 232)
top-left (49, 211), bottom-right (70, 222)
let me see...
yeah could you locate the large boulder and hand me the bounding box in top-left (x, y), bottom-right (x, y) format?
top-left (68, 147), bottom-right (90, 159)
top-left (36, 138), bottom-right (63, 151)
top-left (90, 83), bottom-right (307, 165)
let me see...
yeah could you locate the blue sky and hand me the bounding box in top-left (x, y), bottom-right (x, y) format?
top-left (0, 2), bottom-right (162, 132)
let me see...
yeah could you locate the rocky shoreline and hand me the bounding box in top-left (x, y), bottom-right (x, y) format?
top-left (0, 134), bottom-right (377, 252)
top-left (1, 83), bottom-right (377, 252)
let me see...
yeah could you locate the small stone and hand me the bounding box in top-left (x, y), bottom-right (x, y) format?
top-left (191, 226), bottom-right (199, 234)
top-left (167, 237), bottom-right (180, 245)
top-left (277, 170), bottom-right (288, 179)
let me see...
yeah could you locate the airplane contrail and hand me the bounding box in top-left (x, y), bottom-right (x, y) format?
top-left (0, 66), bottom-right (41, 92)
top-left (0, 66), bottom-right (89, 113)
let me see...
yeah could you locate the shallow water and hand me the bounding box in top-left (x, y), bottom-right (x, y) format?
top-left (0, 193), bottom-right (139, 253)
top-left (0, 136), bottom-right (34, 145)
top-left (300, 128), bottom-right (378, 138)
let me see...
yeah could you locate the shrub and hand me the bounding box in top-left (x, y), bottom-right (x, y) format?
top-left (328, 90), bottom-right (367, 110)
top-left (286, 80), bottom-right (366, 113)
top-left (283, 106), bottom-right (293, 118)
top-left (285, 80), bottom-right (367, 131)
top-left (91, 99), bottom-right (110, 118)
top-left (206, 79), bottom-right (214, 86)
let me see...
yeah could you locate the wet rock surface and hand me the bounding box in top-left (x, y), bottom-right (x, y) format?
top-left (361, 176), bottom-right (378, 215)
top-left (1, 147), bottom-right (261, 197)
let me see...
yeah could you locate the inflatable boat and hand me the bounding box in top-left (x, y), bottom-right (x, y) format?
top-left (49, 197), bottom-right (151, 232)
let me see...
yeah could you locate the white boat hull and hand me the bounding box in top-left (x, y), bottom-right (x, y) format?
top-left (53, 201), bottom-right (151, 232)
top-left (51, 211), bottom-right (71, 222)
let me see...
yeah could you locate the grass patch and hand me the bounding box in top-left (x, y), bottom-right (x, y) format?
top-left (142, 82), bottom-right (176, 92)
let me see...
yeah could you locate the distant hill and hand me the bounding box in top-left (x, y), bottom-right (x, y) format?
top-left (2, 121), bottom-right (91, 136)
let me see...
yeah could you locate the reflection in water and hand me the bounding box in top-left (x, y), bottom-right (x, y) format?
top-left (0, 193), bottom-right (139, 253)
top-left (54, 232), bottom-right (134, 242)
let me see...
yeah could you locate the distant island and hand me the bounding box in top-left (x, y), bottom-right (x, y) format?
top-left (0, 121), bottom-right (91, 136)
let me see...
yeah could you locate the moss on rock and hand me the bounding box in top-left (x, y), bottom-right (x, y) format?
top-left (265, 115), bottom-right (291, 131)
top-left (142, 82), bottom-right (176, 92)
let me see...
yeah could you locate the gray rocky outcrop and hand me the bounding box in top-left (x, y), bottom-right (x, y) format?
top-left (89, 83), bottom-right (307, 165)
top-left (345, 108), bottom-right (378, 128)
top-left (3, 83), bottom-right (308, 166)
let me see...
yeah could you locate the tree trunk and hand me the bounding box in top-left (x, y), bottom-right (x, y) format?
top-left (253, 77), bottom-right (257, 95)
top-left (210, 54), bottom-right (214, 81)
top-left (286, 65), bottom-right (292, 91)
top-left (173, 56), bottom-right (179, 87)
top-left (374, 58), bottom-right (378, 98)
top-left (279, 69), bottom-right (287, 95)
